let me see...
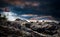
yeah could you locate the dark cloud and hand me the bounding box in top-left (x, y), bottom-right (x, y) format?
top-left (0, 0), bottom-right (60, 18)
top-left (0, 0), bottom-right (9, 8)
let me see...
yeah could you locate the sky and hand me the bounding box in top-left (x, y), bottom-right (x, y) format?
top-left (0, 0), bottom-right (60, 18)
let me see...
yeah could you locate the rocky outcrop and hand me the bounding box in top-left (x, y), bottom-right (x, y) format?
top-left (0, 20), bottom-right (60, 37)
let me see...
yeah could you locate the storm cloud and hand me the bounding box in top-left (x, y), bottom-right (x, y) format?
top-left (0, 0), bottom-right (60, 18)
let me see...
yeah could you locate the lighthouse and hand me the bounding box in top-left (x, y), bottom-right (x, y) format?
top-left (2, 7), bottom-right (10, 16)
top-left (2, 7), bottom-right (17, 21)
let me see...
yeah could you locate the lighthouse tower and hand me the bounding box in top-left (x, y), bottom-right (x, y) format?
top-left (2, 7), bottom-right (17, 21)
top-left (2, 7), bottom-right (10, 16)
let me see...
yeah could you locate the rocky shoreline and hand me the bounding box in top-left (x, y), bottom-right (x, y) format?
top-left (0, 20), bottom-right (60, 37)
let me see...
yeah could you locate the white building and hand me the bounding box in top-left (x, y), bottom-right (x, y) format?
top-left (2, 12), bottom-right (17, 21)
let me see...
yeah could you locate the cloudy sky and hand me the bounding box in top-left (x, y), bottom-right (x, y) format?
top-left (0, 0), bottom-right (60, 18)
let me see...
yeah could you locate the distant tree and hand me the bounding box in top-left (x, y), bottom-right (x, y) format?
top-left (2, 15), bottom-right (7, 20)
top-left (0, 14), bottom-right (1, 17)
top-left (0, 14), bottom-right (7, 21)
top-left (0, 14), bottom-right (2, 20)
